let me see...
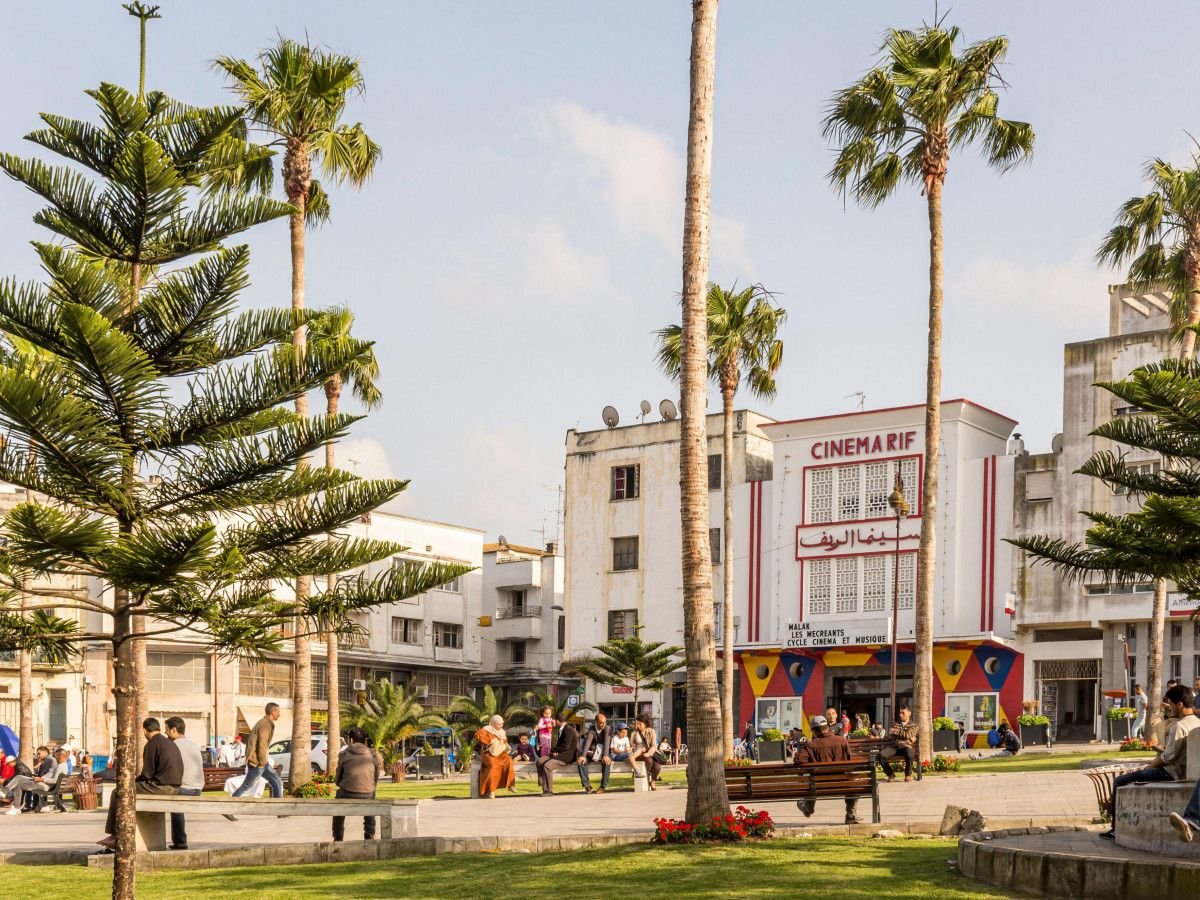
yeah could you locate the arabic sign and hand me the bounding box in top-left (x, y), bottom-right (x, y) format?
top-left (784, 619), bottom-right (891, 649)
top-left (795, 525), bottom-right (920, 558)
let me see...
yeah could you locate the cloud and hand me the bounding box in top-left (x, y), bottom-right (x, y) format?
top-left (328, 437), bottom-right (396, 480)
top-left (539, 100), bottom-right (754, 277)
top-left (433, 216), bottom-right (612, 312)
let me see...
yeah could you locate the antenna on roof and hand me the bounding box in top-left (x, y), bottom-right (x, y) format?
top-left (602, 406), bottom-right (619, 428)
top-left (639, 400), bottom-right (652, 423)
top-left (659, 399), bottom-right (678, 421)
top-left (844, 391), bottom-right (866, 411)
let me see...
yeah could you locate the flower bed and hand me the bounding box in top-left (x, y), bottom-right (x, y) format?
top-left (1119, 737), bottom-right (1154, 752)
top-left (919, 753), bottom-right (961, 774)
top-left (292, 772), bottom-right (337, 798)
top-left (724, 757), bottom-right (755, 767)
top-left (653, 806), bottom-right (775, 844)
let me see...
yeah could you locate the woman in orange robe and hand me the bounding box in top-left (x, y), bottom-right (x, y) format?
top-left (475, 715), bottom-right (516, 799)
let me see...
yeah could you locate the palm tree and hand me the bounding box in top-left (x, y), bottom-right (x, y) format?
top-left (823, 23), bottom-right (1034, 757)
top-left (446, 686), bottom-right (527, 739)
top-left (677, 0), bottom-right (727, 824)
top-left (1095, 152), bottom-right (1200, 728)
top-left (307, 307), bottom-right (382, 775)
top-left (575, 629), bottom-right (685, 716)
top-left (656, 283), bottom-right (786, 750)
top-left (340, 680), bottom-right (446, 766)
top-left (216, 40), bottom-right (381, 788)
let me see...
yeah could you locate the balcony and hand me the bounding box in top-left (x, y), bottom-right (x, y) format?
top-left (496, 604), bottom-right (543, 619)
top-left (337, 633), bottom-right (370, 651)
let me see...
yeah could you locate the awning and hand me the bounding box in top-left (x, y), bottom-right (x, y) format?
top-left (236, 705), bottom-right (294, 739)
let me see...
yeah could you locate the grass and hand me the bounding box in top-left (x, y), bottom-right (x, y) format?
top-left (0, 837), bottom-right (989, 899)
top-left (938, 750), bottom-right (1148, 776)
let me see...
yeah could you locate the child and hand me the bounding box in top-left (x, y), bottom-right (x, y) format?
top-left (610, 725), bottom-right (632, 762)
top-left (513, 733), bottom-right (537, 761)
top-left (535, 706), bottom-right (555, 758)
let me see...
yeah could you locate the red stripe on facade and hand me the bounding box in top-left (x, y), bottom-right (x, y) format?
top-left (980, 457), bottom-right (990, 632)
top-left (747, 480), bottom-right (757, 642)
top-left (754, 481), bottom-right (763, 642)
top-left (988, 455), bottom-right (998, 632)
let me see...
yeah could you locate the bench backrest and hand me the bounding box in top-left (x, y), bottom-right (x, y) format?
top-left (725, 758), bottom-right (877, 800)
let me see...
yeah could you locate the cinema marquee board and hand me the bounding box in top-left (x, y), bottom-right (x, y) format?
top-left (784, 619), bottom-right (892, 649)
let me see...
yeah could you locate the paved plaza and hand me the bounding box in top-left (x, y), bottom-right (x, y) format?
top-left (0, 769), bottom-right (1100, 858)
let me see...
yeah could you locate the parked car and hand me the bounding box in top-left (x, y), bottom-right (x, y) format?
top-left (268, 733), bottom-right (338, 778)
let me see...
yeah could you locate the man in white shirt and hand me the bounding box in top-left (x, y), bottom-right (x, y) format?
top-left (165, 717), bottom-right (206, 850)
top-left (1103, 685), bottom-right (1198, 839)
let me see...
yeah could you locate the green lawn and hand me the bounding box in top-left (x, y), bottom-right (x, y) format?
top-left (376, 768), bottom-right (689, 799)
top-left (943, 749), bottom-right (1149, 776)
top-left (0, 837), bottom-right (987, 899)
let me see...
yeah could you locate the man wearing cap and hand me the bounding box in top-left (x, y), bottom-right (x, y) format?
top-left (793, 715), bottom-right (861, 825)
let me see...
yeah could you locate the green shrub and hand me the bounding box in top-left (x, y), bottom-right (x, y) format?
top-left (1017, 714), bottom-right (1050, 726)
top-left (1106, 706), bottom-right (1136, 720)
top-left (933, 717), bottom-right (957, 731)
top-left (761, 729), bottom-right (785, 742)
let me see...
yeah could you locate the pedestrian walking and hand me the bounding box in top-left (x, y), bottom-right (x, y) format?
top-left (227, 702), bottom-right (283, 819)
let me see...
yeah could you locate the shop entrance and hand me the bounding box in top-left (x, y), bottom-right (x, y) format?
top-left (831, 670), bottom-right (913, 730)
top-left (1035, 658), bottom-right (1099, 743)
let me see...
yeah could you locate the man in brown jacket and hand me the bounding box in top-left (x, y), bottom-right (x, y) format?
top-left (794, 715), bottom-right (861, 825)
top-left (332, 727), bottom-right (381, 841)
top-left (231, 702), bottom-right (283, 800)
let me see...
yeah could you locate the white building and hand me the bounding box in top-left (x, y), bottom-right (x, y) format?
top-left (475, 540), bottom-right (571, 697)
top-left (1011, 285), bottom-right (1195, 741)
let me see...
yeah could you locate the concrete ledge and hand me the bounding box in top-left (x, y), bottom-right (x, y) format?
top-left (1114, 782), bottom-right (1200, 859)
top-left (959, 827), bottom-right (1200, 898)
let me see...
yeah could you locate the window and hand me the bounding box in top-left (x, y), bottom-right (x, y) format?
top-left (608, 609), bottom-right (638, 640)
top-left (557, 615), bottom-right (566, 650)
top-left (433, 622), bottom-right (462, 649)
top-left (1114, 461), bottom-right (1160, 495)
top-left (1171, 655), bottom-right (1182, 680)
top-left (714, 602), bottom-right (722, 641)
top-left (435, 576), bottom-right (461, 593)
top-left (412, 671), bottom-right (468, 708)
top-left (1194, 655), bottom-right (1200, 682)
top-left (146, 652), bottom-right (210, 694)
top-left (239, 658), bottom-right (292, 697)
top-left (337, 664), bottom-right (355, 703)
top-left (509, 590), bottom-right (527, 616)
top-left (945, 692), bottom-right (1000, 732)
top-left (805, 553), bottom-right (916, 616)
top-left (1126, 624), bottom-right (1138, 652)
top-left (511, 641), bottom-right (527, 666)
top-left (611, 465), bottom-right (640, 500)
top-left (1128, 657), bottom-right (1137, 683)
top-left (1171, 623), bottom-right (1183, 652)
top-left (709, 528), bottom-right (722, 565)
top-left (311, 663), bottom-right (327, 701)
top-left (807, 458), bottom-right (919, 524)
top-left (613, 536), bottom-right (639, 571)
top-left (708, 454), bottom-right (722, 490)
top-left (391, 617), bottom-right (422, 645)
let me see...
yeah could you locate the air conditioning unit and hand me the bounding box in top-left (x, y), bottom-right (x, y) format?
top-left (414, 686), bottom-right (429, 700)
top-left (352, 679), bottom-right (367, 691)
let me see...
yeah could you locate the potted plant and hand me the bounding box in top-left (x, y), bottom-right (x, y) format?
top-left (1106, 706), bottom-right (1136, 743)
top-left (757, 728), bottom-right (787, 763)
top-left (932, 716), bottom-right (961, 752)
top-left (1018, 700), bottom-right (1051, 747)
top-left (416, 742), bottom-right (446, 778)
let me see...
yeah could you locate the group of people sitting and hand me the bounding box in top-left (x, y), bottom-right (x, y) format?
top-left (474, 709), bottom-right (665, 798)
top-left (0, 745), bottom-right (79, 813)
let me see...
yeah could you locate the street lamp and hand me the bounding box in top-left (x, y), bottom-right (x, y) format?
top-left (886, 472), bottom-right (910, 726)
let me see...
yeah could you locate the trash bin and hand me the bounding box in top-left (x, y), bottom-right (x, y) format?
top-left (72, 777), bottom-right (98, 811)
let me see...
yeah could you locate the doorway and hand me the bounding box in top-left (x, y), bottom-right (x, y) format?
top-left (1035, 658), bottom-right (1099, 743)
top-left (48, 689), bottom-right (67, 742)
top-left (832, 672), bottom-right (913, 730)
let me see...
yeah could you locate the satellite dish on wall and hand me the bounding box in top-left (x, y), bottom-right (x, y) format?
top-left (602, 406), bottom-right (620, 428)
top-left (640, 399), bottom-right (652, 418)
top-left (1051, 433), bottom-right (1064, 453)
top-left (659, 399), bottom-right (678, 421)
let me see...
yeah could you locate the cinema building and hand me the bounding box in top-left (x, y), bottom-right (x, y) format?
top-left (734, 401), bottom-right (1024, 747)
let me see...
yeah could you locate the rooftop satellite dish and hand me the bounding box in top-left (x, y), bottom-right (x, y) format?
top-left (639, 400), bottom-right (652, 421)
top-left (602, 406), bottom-right (620, 428)
top-left (659, 399), bottom-right (678, 421)
top-left (498, 534), bottom-right (508, 547)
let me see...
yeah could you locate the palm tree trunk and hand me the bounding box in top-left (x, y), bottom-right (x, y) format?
top-left (914, 171), bottom-right (945, 765)
top-left (720, 381), bottom-right (736, 754)
top-left (288, 187), bottom-right (313, 790)
top-left (680, 0), bottom-right (728, 824)
top-left (1145, 581), bottom-right (1166, 734)
top-left (1178, 270), bottom-right (1200, 359)
top-left (324, 380), bottom-right (341, 777)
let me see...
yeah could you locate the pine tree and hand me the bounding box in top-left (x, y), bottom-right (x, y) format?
top-left (0, 83), bottom-right (462, 900)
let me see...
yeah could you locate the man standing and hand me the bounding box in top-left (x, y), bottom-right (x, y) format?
top-left (537, 711), bottom-right (578, 795)
top-left (332, 727), bottom-right (382, 841)
top-left (4, 747), bottom-right (68, 814)
top-left (1103, 685), bottom-right (1197, 840)
top-left (741, 719), bottom-right (758, 761)
top-left (1132, 684), bottom-right (1148, 737)
top-left (794, 715), bottom-right (860, 825)
top-left (825, 707), bottom-right (844, 737)
top-left (165, 717), bottom-right (205, 850)
top-left (95, 718), bottom-right (182, 852)
top-left (879, 707), bottom-right (918, 782)
top-left (231, 702), bottom-right (283, 800)
top-left (577, 713), bottom-right (613, 794)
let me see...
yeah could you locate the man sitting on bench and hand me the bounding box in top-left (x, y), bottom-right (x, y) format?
top-left (4, 747), bottom-right (67, 814)
top-left (95, 718), bottom-right (182, 854)
top-left (794, 715), bottom-right (861, 825)
top-left (879, 707), bottom-right (918, 783)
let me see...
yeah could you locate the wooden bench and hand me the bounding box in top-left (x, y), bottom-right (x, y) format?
top-left (469, 759), bottom-right (650, 798)
top-left (202, 767), bottom-right (246, 791)
top-left (848, 737), bottom-right (923, 781)
top-left (724, 757), bottom-right (881, 823)
top-left (132, 796), bottom-right (419, 851)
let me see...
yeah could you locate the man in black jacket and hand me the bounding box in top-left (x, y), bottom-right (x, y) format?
top-left (577, 713), bottom-right (614, 794)
top-left (96, 718), bottom-right (182, 853)
top-left (537, 711), bottom-right (579, 795)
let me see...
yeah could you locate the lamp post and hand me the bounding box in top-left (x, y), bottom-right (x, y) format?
top-left (886, 472), bottom-right (910, 725)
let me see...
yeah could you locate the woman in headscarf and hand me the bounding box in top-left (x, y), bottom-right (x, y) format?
top-left (475, 715), bottom-right (516, 799)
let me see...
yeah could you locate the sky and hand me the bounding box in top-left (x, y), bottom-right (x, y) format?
top-left (0, 1), bottom-right (1195, 542)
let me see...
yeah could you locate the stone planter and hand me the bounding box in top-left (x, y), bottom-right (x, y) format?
top-left (416, 755), bottom-right (445, 778)
top-left (757, 740), bottom-right (787, 763)
top-left (1019, 723), bottom-right (1050, 747)
top-left (1107, 717), bottom-right (1132, 743)
top-left (933, 729), bottom-right (960, 752)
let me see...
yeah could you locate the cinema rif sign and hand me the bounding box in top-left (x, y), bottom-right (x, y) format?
top-left (810, 430), bottom-right (917, 460)
top-left (785, 619), bottom-right (892, 649)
